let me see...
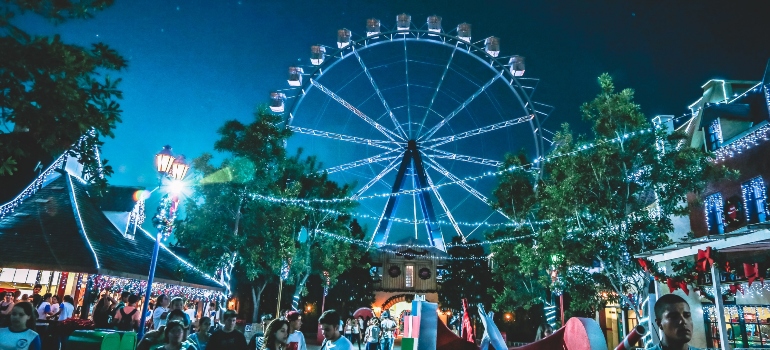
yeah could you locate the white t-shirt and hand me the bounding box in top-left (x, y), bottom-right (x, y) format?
top-left (36, 302), bottom-right (51, 320)
top-left (58, 302), bottom-right (75, 321)
top-left (49, 303), bottom-right (59, 316)
top-left (153, 306), bottom-right (169, 330)
top-left (184, 309), bottom-right (197, 322)
top-left (323, 336), bottom-right (354, 350)
top-left (380, 319), bottom-right (396, 339)
top-left (287, 330), bottom-right (307, 350)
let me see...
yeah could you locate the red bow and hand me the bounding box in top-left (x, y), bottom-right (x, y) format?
top-left (667, 278), bottom-right (679, 292)
top-left (744, 263), bottom-right (764, 287)
top-left (637, 258), bottom-right (651, 272)
top-left (729, 283), bottom-right (744, 295)
top-left (679, 281), bottom-right (690, 295)
top-left (696, 247), bottom-right (714, 272)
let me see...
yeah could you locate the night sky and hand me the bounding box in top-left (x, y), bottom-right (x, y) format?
top-left (16, 0), bottom-right (770, 241)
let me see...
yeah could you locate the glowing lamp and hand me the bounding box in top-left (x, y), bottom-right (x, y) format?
top-left (168, 155), bottom-right (190, 181)
top-left (366, 18), bottom-right (381, 37)
top-left (485, 36), bottom-right (500, 57)
top-left (337, 28), bottom-right (351, 49)
top-left (310, 45), bottom-right (325, 65)
top-left (270, 91), bottom-right (286, 113)
top-left (288, 66), bottom-right (303, 87)
top-left (508, 55), bottom-right (525, 77)
top-left (155, 145), bottom-right (175, 175)
top-left (457, 23), bottom-right (471, 42)
top-left (427, 15), bottom-right (441, 35)
top-left (396, 13), bottom-right (411, 30)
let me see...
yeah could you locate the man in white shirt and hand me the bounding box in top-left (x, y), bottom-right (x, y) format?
top-left (286, 311), bottom-right (307, 350)
top-left (36, 293), bottom-right (54, 320)
top-left (152, 294), bottom-right (170, 330)
top-left (184, 302), bottom-right (197, 328)
top-left (319, 310), bottom-right (354, 350)
top-left (58, 295), bottom-right (75, 321)
top-left (379, 315), bottom-right (397, 350)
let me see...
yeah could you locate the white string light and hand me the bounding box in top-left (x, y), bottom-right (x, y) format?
top-left (317, 229), bottom-right (535, 249)
top-left (713, 123), bottom-right (770, 162)
top-left (0, 154), bottom-right (67, 219)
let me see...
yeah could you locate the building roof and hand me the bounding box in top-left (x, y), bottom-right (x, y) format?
top-left (0, 171), bottom-right (223, 291)
top-left (636, 223), bottom-right (770, 263)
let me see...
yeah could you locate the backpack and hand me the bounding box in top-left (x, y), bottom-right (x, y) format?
top-left (117, 308), bottom-right (138, 331)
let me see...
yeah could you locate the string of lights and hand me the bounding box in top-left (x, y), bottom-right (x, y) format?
top-left (0, 153), bottom-right (67, 219)
top-left (318, 229), bottom-right (535, 249)
top-left (713, 123), bottom-right (770, 162)
top-left (249, 126), bottom-right (658, 205)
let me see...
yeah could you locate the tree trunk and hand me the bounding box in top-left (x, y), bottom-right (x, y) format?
top-left (251, 280), bottom-right (268, 323)
top-left (291, 271), bottom-right (310, 311)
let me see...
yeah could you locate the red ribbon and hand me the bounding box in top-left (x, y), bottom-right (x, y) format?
top-left (667, 278), bottom-right (679, 292)
top-left (696, 247), bottom-right (714, 272)
top-left (637, 258), bottom-right (650, 272)
top-left (679, 281), bottom-right (690, 295)
top-left (744, 263), bottom-right (764, 287)
top-left (728, 283), bottom-right (745, 295)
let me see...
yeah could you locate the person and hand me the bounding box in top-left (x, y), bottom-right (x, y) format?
top-left (13, 291), bottom-right (22, 303)
top-left (319, 310), bottom-right (354, 350)
top-left (112, 291), bottom-right (130, 319)
top-left (534, 323), bottom-right (553, 341)
top-left (36, 293), bottom-right (54, 321)
top-left (113, 294), bottom-right (141, 331)
top-left (0, 292), bottom-right (14, 327)
top-left (21, 294), bottom-right (29, 303)
top-left (350, 317), bottom-right (361, 350)
top-left (286, 311), bottom-right (306, 350)
top-left (184, 302), bottom-right (197, 329)
top-left (31, 284), bottom-right (42, 308)
top-left (344, 318), bottom-right (353, 341)
top-left (0, 302), bottom-right (42, 350)
top-left (651, 294), bottom-right (701, 350)
top-left (150, 320), bottom-right (196, 350)
top-left (364, 317), bottom-right (380, 350)
top-left (169, 297), bottom-right (192, 327)
top-left (153, 294), bottom-right (171, 330)
top-left (48, 296), bottom-right (60, 319)
top-left (207, 302), bottom-right (220, 326)
top-left (138, 309), bottom-right (192, 350)
top-left (93, 292), bottom-right (117, 328)
top-left (260, 318), bottom-right (289, 350)
top-left (189, 316), bottom-right (211, 350)
top-left (378, 314), bottom-right (396, 350)
top-left (208, 310), bottom-right (247, 350)
top-left (57, 295), bottom-right (75, 321)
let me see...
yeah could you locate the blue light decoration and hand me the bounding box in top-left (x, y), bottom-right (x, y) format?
top-left (713, 123), bottom-right (770, 162)
top-left (153, 194), bottom-right (178, 239)
top-left (0, 154), bottom-right (66, 219)
top-left (705, 193), bottom-right (725, 235)
top-left (280, 259), bottom-right (291, 281)
top-left (741, 176), bottom-right (768, 224)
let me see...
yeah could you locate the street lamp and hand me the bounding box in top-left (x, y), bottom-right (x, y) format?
top-left (138, 146), bottom-right (190, 340)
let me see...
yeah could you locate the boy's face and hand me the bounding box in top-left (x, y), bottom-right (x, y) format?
top-left (320, 323), bottom-right (339, 339)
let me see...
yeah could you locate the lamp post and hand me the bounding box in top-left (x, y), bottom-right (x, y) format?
top-left (137, 146), bottom-right (190, 340)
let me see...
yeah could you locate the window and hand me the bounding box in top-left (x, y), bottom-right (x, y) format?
top-left (706, 119), bottom-right (723, 151)
top-left (742, 176), bottom-right (768, 224)
top-left (405, 265), bottom-right (414, 288)
top-left (705, 193), bottom-right (724, 235)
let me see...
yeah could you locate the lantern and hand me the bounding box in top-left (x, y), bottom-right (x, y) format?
top-left (168, 155), bottom-right (189, 181)
top-left (508, 56), bottom-right (525, 76)
top-left (310, 45), bottom-right (325, 65)
top-left (155, 146), bottom-right (175, 175)
top-left (485, 36), bottom-right (500, 57)
top-left (337, 28), bottom-right (351, 49)
top-left (457, 23), bottom-right (471, 42)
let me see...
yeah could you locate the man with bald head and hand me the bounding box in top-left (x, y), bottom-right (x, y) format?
top-left (651, 294), bottom-right (702, 350)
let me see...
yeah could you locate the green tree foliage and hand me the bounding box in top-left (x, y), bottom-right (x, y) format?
top-left (1, 0), bottom-right (124, 191)
top-left (176, 108), bottom-right (360, 321)
top-left (490, 73), bottom-right (733, 315)
top-left (324, 219), bottom-right (375, 316)
top-left (439, 237), bottom-right (495, 316)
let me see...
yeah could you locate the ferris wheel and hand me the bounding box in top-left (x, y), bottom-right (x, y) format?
top-left (271, 14), bottom-right (552, 252)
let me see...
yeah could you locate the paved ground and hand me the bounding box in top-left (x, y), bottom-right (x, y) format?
top-left (306, 336), bottom-right (402, 350)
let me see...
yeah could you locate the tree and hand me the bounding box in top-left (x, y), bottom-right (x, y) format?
top-left (490, 73), bottom-right (732, 317)
top-left (439, 237), bottom-right (495, 316)
top-left (1, 0), bottom-right (124, 190)
top-left (324, 219), bottom-right (375, 316)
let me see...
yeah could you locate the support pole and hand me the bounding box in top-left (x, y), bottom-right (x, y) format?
top-left (277, 280), bottom-right (283, 318)
top-left (711, 264), bottom-right (729, 350)
top-left (138, 231), bottom-right (161, 340)
top-left (646, 277), bottom-right (660, 345)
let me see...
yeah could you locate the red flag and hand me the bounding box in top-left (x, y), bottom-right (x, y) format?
top-left (461, 298), bottom-right (474, 343)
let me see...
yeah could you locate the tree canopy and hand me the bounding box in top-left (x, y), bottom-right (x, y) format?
top-left (1, 0), bottom-right (124, 191)
top-left (490, 73), bottom-right (732, 315)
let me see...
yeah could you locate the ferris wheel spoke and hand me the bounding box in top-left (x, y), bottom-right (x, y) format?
top-left (418, 70), bottom-right (503, 141)
top-left (424, 157), bottom-right (512, 221)
top-left (425, 149), bottom-right (502, 167)
top-left (423, 114), bottom-right (534, 148)
top-left (323, 150), bottom-right (401, 174)
top-left (352, 154), bottom-right (404, 199)
top-left (424, 170), bottom-right (465, 242)
top-left (288, 125), bottom-right (401, 151)
top-left (309, 79), bottom-right (404, 142)
top-left (351, 46), bottom-right (409, 139)
top-left (416, 42), bottom-right (458, 138)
